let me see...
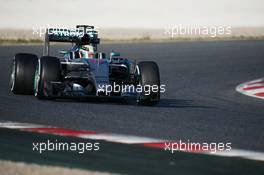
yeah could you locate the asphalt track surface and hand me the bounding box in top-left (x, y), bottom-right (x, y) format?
top-left (0, 40), bottom-right (264, 153)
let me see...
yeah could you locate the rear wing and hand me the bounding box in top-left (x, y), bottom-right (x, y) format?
top-left (43, 25), bottom-right (100, 56)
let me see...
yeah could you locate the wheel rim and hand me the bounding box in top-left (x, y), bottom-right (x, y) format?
top-left (34, 61), bottom-right (40, 96)
top-left (10, 60), bottom-right (16, 91)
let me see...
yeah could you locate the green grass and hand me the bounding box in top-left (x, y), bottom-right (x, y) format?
top-left (101, 36), bottom-right (264, 43)
top-left (0, 39), bottom-right (43, 45)
top-left (1, 36), bottom-right (264, 45)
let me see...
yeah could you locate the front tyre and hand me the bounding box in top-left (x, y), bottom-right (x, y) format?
top-left (34, 56), bottom-right (61, 99)
top-left (11, 53), bottom-right (38, 94)
top-left (137, 61), bottom-right (160, 106)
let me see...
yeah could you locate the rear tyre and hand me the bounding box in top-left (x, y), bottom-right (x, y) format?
top-left (34, 56), bottom-right (61, 99)
top-left (137, 61), bottom-right (160, 106)
top-left (10, 53), bottom-right (38, 94)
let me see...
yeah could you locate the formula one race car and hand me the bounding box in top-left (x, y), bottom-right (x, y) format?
top-left (10, 25), bottom-right (161, 105)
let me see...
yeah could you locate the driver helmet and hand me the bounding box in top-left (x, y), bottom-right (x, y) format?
top-left (79, 45), bottom-right (94, 58)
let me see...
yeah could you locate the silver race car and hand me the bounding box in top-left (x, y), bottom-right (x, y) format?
top-left (10, 25), bottom-right (161, 105)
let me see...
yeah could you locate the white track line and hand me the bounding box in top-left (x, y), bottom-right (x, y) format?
top-left (79, 134), bottom-right (165, 144)
top-left (0, 121), bottom-right (47, 129)
top-left (208, 149), bottom-right (264, 161)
